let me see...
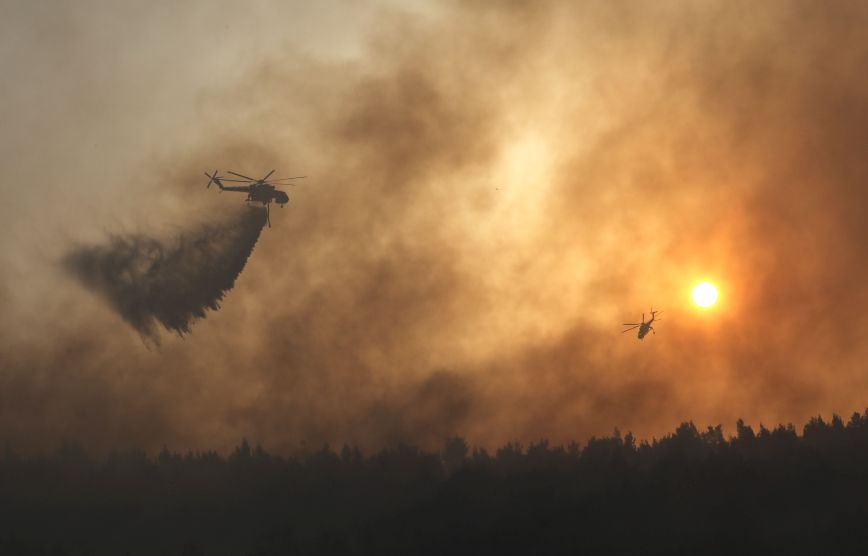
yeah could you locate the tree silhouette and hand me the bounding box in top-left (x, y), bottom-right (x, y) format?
top-left (442, 436), bottom-right (469, 472)
top-left (4, 413), bottom-right (868, 554)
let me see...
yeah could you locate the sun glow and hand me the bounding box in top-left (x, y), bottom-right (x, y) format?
top-left (692, 281), bottom-right (718, 308)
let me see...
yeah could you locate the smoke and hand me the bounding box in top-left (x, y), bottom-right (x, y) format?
top-left (1, 1), bottom-right (868, 454)
top-left (63, 207), bottom-right (267, 342)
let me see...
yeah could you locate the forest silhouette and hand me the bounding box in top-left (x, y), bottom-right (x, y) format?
top-left (4, 412), bottom-right (868, 555)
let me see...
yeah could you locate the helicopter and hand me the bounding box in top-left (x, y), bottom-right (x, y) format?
top-left (204, 169), bottom-right (305, 227)
top-left (622, 308), bottom-right (662, 340)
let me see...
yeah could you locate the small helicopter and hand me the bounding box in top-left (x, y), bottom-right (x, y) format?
top-left (204, 169), bottom-right (305, 227)
top-left (622, 308), bottom-right (662, 340)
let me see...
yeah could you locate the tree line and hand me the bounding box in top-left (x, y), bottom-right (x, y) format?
top-left (4, 411), bottom-right (868, 555)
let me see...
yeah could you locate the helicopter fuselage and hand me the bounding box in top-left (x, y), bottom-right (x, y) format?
top-left (246, 183), bottom-right (288, 206)
top-left (636, 314), bottom-right (658, 339)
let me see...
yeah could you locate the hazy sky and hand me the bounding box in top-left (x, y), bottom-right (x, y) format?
top-left (1, 0), bottom-right (867, 454)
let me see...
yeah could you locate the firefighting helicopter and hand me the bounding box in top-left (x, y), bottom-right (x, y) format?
top-left (204, 170), bottom-right (305, 227)
top-left (622, 308), bottom-right (662, 340)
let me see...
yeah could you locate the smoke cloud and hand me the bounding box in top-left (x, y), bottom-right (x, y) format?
top-left (1, 0), bottom-right (867, 454)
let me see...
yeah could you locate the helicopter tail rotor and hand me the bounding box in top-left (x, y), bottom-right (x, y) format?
top-left (204, 170), bottom-right (225, 190)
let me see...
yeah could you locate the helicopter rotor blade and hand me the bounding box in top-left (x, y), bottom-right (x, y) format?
top-left (622, 323), bottom-right (641, 326)
top-left (261, 169), bottom-right (275, 182)
top-left (621, 325), bottom-right (640, 333)
top-left (270, 176), bottom-right (307, 181)
top-left (228, 170), bottom-right (256, 181)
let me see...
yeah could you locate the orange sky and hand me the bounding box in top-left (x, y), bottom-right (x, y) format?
top-left (1, 0), bottom-right (867, 454)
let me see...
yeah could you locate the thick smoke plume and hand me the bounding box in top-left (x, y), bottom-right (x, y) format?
top-left (64, 207), bottom-right (266, 341)
top-left (2, 1), bottom-right (868, 454)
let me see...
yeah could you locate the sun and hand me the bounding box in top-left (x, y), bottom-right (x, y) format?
top-left (692, 281), bottom-right (718, 308)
